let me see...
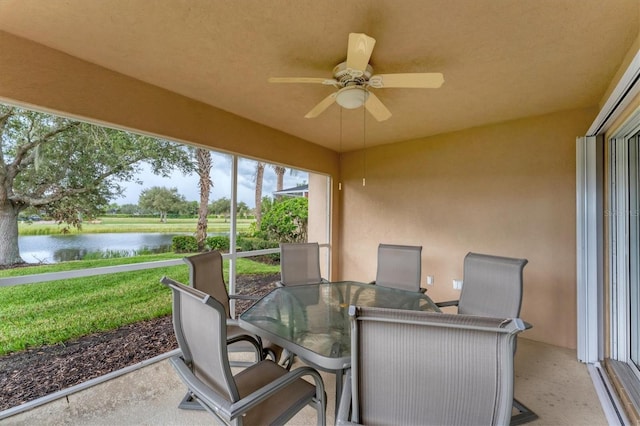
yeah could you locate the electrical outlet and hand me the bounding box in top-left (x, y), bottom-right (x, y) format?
top-left (453, 279), bottom-right (463, 290)
top-left (426, 275), bottom-right (434, 285)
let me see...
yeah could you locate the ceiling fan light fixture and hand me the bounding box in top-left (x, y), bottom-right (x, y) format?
top-left (336, 86), bottom-right (369, 109)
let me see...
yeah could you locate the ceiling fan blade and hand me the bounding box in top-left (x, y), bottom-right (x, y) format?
top-left (365, 92), bottom-right (391, 122)
top-left (346, 33), bottom-right (376, 73)
top-left (268, 77), bottom-right (332, 84)
top-left (305, 93), bottom-right (337, 118)
top-left (369, 73), bottom-right (444, 89)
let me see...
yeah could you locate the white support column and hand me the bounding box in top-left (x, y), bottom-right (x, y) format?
top-left (576, 135), bottom-right (604, 362)
top-left (229, 155), bottom-right (238, 316)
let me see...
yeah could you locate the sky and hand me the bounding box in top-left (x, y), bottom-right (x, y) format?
top-left (113, 152), bottom-right (307, 208)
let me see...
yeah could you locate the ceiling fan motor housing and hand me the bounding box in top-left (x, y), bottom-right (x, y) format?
top-left (332, 61), bottom-right (373, 87)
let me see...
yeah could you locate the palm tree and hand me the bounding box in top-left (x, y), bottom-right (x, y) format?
top-left (195, 148), bottom-right (212, 251)
top-left (273, 165), bottom-right (298, 200)
top-left (254, 162), bottom-right (265, 229)
top-left (273, 165), bottom-right (286, 195)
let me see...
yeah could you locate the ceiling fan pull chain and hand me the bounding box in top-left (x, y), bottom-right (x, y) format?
top-left (339, 108), bottom-right (343, 191)
top-left (363, 105), bottom-right (366, 187)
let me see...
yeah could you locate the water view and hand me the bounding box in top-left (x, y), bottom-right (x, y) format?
top-left (18, 233), bottom-right (184, 263)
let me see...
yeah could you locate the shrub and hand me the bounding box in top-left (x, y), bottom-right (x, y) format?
top-left (236, 235), bottom-right (280, 261)
top-left (260, 197), bottom-right (308, 243)
top-left (172, 235), bottom-right (198, 253)
top-left (236, 235), bottom-right (278, 251)
top-left (171, 235), bottom-right (229, 253)
top-left (206, 235), bottom-right (230, 251)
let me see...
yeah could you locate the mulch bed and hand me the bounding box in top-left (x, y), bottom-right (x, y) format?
top-left (0, 273), bottom-right (279, 412)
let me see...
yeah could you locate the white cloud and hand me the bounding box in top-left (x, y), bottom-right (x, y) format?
top-left (114, 152), bottom-right (307, 208)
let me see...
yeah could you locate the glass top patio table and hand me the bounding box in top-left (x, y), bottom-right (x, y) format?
top-left (239, 281), bottom-right (441, 371)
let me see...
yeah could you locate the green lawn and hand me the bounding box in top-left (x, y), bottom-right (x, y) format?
top-left (18, 216), bottom-right (255, 235)
top-left (0, 253), bottom-right (279, 356)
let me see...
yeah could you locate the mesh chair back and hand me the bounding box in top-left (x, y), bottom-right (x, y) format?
top-left (349, 306), bottom-right (522, 426)
top-left (375, 244), bottom-right (422, 291)
top-left (166, 279), bottom-right (240, 402)
top-left (457, 252), bottom-right (528, 317)
top-left (280, 242), bottom-right (323, 286)
top-left (184, 251), bottom-right (231, 319)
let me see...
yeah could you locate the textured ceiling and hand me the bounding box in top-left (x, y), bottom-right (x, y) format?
top-left (0, 0), bottom-right (637, 152)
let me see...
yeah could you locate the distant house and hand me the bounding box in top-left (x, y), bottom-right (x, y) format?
top-left (273, 184), bottom-right (308, 198)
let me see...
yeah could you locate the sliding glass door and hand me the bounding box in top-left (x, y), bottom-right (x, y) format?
top-left (610, 119), bottom-right (640, 379)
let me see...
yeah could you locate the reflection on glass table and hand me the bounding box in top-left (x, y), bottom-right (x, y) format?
top-left (239, 281), bottom-right (440, 371)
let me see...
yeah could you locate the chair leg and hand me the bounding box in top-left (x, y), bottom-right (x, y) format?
top-left (178, 392), bottom-right (205, 411)
top-left (511, 398), bottom-right (538, 425)
top-left (263, 347), bottom-right (277, 362)
top-left (280, 349), bottom-right (295, 370)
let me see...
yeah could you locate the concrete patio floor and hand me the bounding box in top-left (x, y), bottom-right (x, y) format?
top-left (2, 339), bottom-right (607, 425)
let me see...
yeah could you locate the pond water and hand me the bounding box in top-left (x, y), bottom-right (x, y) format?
top-left (18, 233), bottom-right (186, 263)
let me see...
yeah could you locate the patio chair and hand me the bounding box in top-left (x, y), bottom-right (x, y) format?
top-left (278, 242), bottom-right (328, 286)
top-left (337, 305), bottom-right (525, 426)
top-left (183, 251), bottom-right (283, 366)
top-left (277, 242), bottom-right (329, 367)
top-left (435, 252), bottom-right (537, 425)
top-left (161, 276), bottom-right (327, 426)
top-left (371, 243), bottom-right (424, 292)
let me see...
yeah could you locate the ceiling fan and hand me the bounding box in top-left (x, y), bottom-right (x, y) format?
top-left (268, 33), bottom-right (444, 122)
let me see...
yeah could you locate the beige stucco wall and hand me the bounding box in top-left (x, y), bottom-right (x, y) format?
top-left (600, 22), bottom-right (640, 110)
top-left (339, 107), bottom-right (597, 349)
top-left (0, 31), bottom-right (339, 177)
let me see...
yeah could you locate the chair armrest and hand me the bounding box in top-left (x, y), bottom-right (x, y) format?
top-left (225, 324), bottom-right (264, 360)
top-left (370, 281), bottom-right (426, 293)
top-left (170, 356), bottom-right (234, 419)
top-left (276, 279), bottom-right (329, 286)
top-left (227, 334), bottom-right (262, 351)
top-left (171, 358), bottom-right (326, 423)
top-left (435, 299), bottom-right (459, 308)
top-left (230, 364), bottom-right (326, 418)
top-left (230, 294), bottom-right (261, 301)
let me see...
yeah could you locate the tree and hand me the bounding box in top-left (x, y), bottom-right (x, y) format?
top-left (260, 197), bottom-right (308, 243)
top-left (273, 165), bottom-right (286, 200)
top-left (181, 200), bottom-right (199, 217)
top-left (138, 187), bottom-right (186, 222)
top-left (254, 162), bottom-right (265, 229)
top-left (119, 203), bottom-right (140, 215)
top-left (272, 165), bottom-right (298, 200)
top-left (195, 148), bottom-right (212, 251)
top-left (106, 202), bottom-right (120, 214)
top-left (0, 105), bottom-right (193, 265)
top-left (260, 196), bottom-right (274, 217)
top-left (236, 201), bottom-right (250, 218)
top-left (209, 197), bottom-right (231, 216)
top-left (208, 198), bottom-right (249, 220)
